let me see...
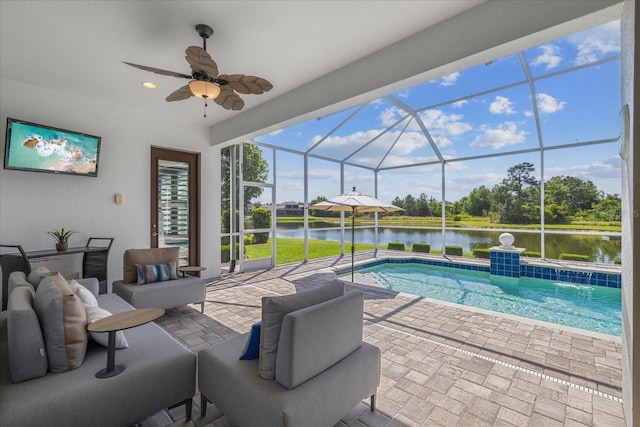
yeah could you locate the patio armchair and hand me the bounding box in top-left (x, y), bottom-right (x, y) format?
top-left (112, 247), bottom-right (206, 312)
top-left (198, 280), bottom-right (380, 426)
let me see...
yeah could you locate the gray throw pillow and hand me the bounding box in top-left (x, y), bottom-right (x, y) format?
top-left (34, 275), bottom-right (88, 372)
top-left (258, 280), bottom-right (345, 379)
top-left (26, 266), bottom-right (50, 288)
top-left (7, 286), bottom-right (48, 383)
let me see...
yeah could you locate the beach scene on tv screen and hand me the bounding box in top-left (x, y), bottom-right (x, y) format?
top-left (7, 122), bottom-right (99, 175)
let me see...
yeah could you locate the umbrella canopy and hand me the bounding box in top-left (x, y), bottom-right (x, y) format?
top-left (311, 187), bottom-right (403, 281)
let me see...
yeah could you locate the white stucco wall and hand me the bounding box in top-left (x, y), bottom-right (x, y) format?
top-left (0, 78), bottom-right (221, 289)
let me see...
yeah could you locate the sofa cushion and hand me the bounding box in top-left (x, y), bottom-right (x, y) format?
top-left (27, 266), bottom-right (50, 287)
top-left (6, 286), bottom-right (48, 383)
top-left (276, 292), bottom-right (364, 390)
top-left (123, 247), bottom-right (180, 284)
top-left (85, 305), bottom-right (129, 348)
top-left (34, 275), bottom-right (88, 372)
top-left (259, 280), bottom-right (344, 379)
top-left (68, 279), bottom-right (98, 307)
top-left (135, 262), bottom-right (178, 284)
top-left (239, 322), bottom-right (261, 360)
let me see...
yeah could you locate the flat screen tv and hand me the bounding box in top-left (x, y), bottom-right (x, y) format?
top-left (4, 118), bottom-right (101, 177)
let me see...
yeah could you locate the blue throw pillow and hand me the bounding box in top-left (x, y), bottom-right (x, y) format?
top-left (135, 262), bottom-right (178, 285)
top-left (239, 322), bottom-right (261, 360)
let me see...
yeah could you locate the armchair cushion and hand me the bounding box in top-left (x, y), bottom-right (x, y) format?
top-left (258, 280), bottom-right (344, 379)
top-left (275, 292), bottom-right (364, 390)
top-left (123, 247), bottom-right (180, 284)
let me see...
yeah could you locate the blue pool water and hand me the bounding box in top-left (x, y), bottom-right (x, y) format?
top-left (348, 263), bottom-right (621, 336)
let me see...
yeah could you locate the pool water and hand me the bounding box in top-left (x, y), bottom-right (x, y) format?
top-left (349, 263), bottom-right (621, 336)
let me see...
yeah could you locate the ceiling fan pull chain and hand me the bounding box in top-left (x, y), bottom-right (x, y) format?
top-left (204, 97), bottom-right (208, 118)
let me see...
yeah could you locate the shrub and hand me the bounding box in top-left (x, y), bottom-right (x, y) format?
top-left (523, 251), bottom-right (541, 258)
top-left (412, 243), bottom-right (431, 253)
top-left (472, 248), bottom-right (490, 259)
top-left (445, 245), bottom-right (463, 256)
top-left (614, 257), bottom-right (622, 264)
top-left (251, 207), bottom-right (271, 244)
top-left (387, 242), bottom-right (405, 251)
top-left (221, 244), bottom-right (241, 263)
top-left (559, 253), bottom-right (591, 262)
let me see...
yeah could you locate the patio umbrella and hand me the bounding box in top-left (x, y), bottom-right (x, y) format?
top-left (311, 187), bottom-right (403, 281)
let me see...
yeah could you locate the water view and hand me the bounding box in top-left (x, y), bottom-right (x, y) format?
top-left (276, 223), bottom-right (622, 264)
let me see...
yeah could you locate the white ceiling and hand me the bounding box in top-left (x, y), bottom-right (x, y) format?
top-left (0, 1), bottom-right (483, 127)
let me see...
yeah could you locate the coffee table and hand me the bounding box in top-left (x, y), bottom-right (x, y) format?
top-left (88, 307), bottom-right (164, 378)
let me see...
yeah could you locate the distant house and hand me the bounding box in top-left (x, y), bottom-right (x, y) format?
top-left (276, 201), bottom-right (304, 216)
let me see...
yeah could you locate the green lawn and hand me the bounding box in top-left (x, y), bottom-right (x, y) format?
top-left (244, 238), bottom-right (376, 265)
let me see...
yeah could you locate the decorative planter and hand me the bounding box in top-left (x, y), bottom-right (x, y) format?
top-left (56, 242), bottom-right (68, 252)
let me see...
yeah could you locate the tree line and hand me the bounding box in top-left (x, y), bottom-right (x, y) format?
top-left (387, 162), bottom-right (621, 224)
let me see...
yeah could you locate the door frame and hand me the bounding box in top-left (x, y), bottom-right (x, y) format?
top-left (150, 146), bottom-right (201, 269)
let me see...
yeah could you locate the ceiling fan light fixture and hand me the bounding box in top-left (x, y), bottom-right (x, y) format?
top-left (188, 80), bottom-right (220, 99)
top-left (142, 81), bottom-right (157, 89)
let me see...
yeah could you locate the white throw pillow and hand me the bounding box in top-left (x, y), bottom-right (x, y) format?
top-left (85, 306), bottom-right (129, 349)
top-left (68, 280), bottom-right (98, 307)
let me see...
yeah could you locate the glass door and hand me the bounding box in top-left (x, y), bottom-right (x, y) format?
top-left (151, 147), bottom-right (200, 270)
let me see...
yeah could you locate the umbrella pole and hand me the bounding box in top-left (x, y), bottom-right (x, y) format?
top-left (351, 208), bottom-right (355, 282)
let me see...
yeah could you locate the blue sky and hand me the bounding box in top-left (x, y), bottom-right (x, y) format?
top-left (254, 20), bottom-right (622, 205)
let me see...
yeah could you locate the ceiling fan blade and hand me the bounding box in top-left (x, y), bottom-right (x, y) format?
top-left (219, 74), bottom-right (273, 95)
top-left (215, 87), bottom-right (245, 110)
top-left (185, 46), bottom-right (219, 77)
top-left (123, 62), bottom-right (192, 79)
top-left (166, 85), bottom-right (194, 102)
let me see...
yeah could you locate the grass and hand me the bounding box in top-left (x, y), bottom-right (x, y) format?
top-left (244, 238), bottom-right (375, 265)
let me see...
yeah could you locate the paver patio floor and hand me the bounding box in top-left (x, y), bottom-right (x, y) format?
top-left (149, 251), bottom-right (625, 427)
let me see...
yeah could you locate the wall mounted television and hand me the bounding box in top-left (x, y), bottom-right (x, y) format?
top-left (4, 118), bottom-right (101, 177)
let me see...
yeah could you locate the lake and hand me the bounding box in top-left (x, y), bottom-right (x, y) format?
top-left (276, 223), bottom-right (622, 264)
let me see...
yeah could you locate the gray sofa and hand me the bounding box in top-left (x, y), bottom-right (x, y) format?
top-left (112, 247), bottom-right (206, 313)
top-left (198, 280), bottom-right (380, 427)
top-left (0, 270), bottom-right (196, 427)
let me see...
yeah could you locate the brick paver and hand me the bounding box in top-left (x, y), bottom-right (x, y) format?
top-left (144, 252), bottom-right (625, 427)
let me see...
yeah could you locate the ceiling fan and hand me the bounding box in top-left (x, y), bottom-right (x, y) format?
top-left (124, 24), bottom-right (273, 117)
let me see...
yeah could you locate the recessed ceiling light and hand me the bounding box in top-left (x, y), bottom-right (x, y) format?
top-left (142, 82), bottom-right (157, 89)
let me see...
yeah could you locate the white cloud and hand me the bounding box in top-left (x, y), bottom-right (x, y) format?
top-left (489, 96), bottom-right (516, 115)
top-left (536, 93), bottom-right (566, 114)
top-left (268, 129), bottom-right (283, 136)
top-left (470, 121), bottom-right (528, 149)
top-left (452, 99), bottom-right (468, 109)
top-left (524, 110), bottom-right (534, 117)
top-left (379, 106), bottom-right (407, 127)
top-left (530, 44), bottom-right (562, 70)
top-left (440, 72), bottom-right (460, 86)
top-left (545, 156), bottom-right (621, 181)
top-left (568, 20), bottom-right (621, 66)
top-left (419, 109), bottom-right (473, 147)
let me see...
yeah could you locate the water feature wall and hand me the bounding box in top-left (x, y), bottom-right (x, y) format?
top-left (489, 233), bottom-right (525, 278)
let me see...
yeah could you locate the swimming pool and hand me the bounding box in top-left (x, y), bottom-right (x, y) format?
top-left (346, 262), bottom-right (621, 336)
